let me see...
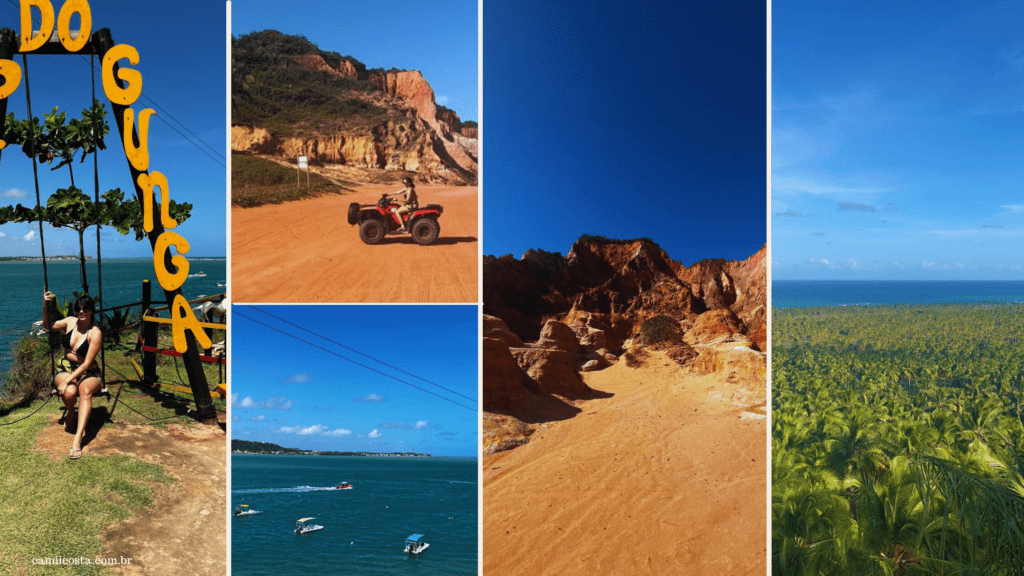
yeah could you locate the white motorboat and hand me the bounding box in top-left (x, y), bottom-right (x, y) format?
top-left (233, 504), bottom-right (261, 517)
top-left (295, 518), bottom-right (324, 534)
top-left (404, 534), bottom-right (429, 555)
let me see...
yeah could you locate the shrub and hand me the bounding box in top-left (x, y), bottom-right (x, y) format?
top-left (2, 335), bottom-right (52, 406)
top-left (639, 315), bottom-right (682, 346)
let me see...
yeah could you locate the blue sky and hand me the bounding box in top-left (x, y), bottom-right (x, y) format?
top-left (0, 0), bottom-right (226, 258)
top-left (773, 1), bottom-right (1024, 280)
top-left (231, 305), bottom-right (478, 458)
top-left (483, 1), bottom-right (766, 266)
top-left (232, 0), bottom-right (477, 122)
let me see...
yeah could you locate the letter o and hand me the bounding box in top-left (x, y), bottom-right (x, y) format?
top-left (57, 0), bottom-right (92, 53)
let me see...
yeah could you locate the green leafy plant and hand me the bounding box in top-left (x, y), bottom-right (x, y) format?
top-left (100, 307), bottom-right (136, 344)
top-left (0, 187), bottom-right (192, 294)
top-left (2, 101), bottom-right (109, 187)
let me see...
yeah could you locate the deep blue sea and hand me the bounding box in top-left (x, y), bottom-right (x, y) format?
top-left (231, 454), bottom-right (478, 576)
top-left (0, 258), bottom-right (226, 385)
top-left (773, 280), bottom-right (1024, 308)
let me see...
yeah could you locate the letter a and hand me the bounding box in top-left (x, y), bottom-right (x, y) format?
top-left (171, 294), bottom-right (212, 353)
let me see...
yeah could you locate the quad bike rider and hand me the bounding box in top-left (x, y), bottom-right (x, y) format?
top-left (347, 177), bottom-right (444, 245)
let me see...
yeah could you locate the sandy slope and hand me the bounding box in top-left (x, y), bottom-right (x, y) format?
top-left (484, 353), bottom-right (766, 575)
top-left (231, 185), bottom-right (478, 303)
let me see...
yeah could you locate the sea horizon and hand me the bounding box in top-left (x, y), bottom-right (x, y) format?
top-left (773, 279), bottom-right (1024, 309)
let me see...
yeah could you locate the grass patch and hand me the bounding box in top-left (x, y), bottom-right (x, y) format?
top-left (0, 402), bottom-right (174, 575)
top-left (232, 154), bottom-right (351, 207)
top-left (638, 315), bottom-right (682, 346)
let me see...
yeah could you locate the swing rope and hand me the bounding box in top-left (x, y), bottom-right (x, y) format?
top-left (90, 52), bottom-right (106, 390)
top-left (21, 52), bottom-right (56, 384)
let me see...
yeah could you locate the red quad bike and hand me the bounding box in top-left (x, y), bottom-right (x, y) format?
top-left (347, 194), bottom-right (444, 245)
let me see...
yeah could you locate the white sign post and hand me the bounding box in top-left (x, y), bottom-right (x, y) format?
top-left (297, 155), bottom-right (309, 188)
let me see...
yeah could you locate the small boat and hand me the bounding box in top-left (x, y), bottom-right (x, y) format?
top-left (295, 518), bottom-right (324, 534)
top-left (404, 534), bottom-right (429, 555)
top-left (337, 483), bottom-right (354, 490)
top-left (188, 271), bottom-right (207, 278)
top-left (233, 504), bottom-right (261, 517)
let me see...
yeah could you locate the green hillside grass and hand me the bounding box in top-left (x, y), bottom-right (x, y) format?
top-left (232, 30), bottom-right (388, 137)
top-left (232, 154), bottom-right (352, 207)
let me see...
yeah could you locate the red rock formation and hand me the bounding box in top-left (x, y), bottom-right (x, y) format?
top-left (511, 348), bottom-right (588, 399)
top-left (294, 54), bottom-right (360, 80)
top-left (483, 236), bottom-right (766, 416)
top-left (483, 338), bottom-right (530, 412)
top-left (369, 70), bottom-right (439, 130)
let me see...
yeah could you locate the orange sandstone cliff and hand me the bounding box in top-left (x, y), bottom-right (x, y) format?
top-left (232, 31), bottom-right (477, 185)
top-left (483, 237), bottom-right (766, 452)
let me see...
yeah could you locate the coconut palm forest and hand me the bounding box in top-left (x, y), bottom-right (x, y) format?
top-left (772, 304), bottom-right (1024, 575)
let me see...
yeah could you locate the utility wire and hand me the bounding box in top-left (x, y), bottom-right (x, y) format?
top-left (233, 310), bottom-right (477, 412)
top-left (251, 306), bottom-right (477, 403)
top-left (5, 0), bottom-right (226, 168)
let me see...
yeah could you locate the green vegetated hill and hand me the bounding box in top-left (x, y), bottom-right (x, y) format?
top-left (772, 304), bottom-right (1024, 574)
top-left (232, 30), bottom-right (387, 136)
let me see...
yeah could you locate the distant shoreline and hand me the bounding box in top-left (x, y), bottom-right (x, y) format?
top-left (232, 451), bottom-right (432, 457)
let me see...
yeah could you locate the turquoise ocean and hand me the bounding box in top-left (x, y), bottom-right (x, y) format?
top-left (773, 280), bottom-right (1024, 308)
top-left (231, 454), bottom-right (478, 576)
top-left (0, 258), bottom-right (226, 386)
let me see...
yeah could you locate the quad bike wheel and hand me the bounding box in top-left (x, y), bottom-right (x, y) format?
top-left (411, 218), bottom-right (440, 245)
top-left (347, 202), bottom-right (360, 225)
top-left (359, 219), bottom-right (385, 245)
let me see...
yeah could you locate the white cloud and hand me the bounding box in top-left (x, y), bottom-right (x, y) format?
top-left (845, 258), bottom-right (859, 269)
top-left (436, 95), bottom-right (449, 106)
top-left (921, 261), bottom-right (936, 269)
top-left (414, 420), bottom-right (429, 430)
top-left (280, 373), bottom-right (311, 385)
top-left (773, 175), bottom-right (886, 197)
top-left (250, 414), bottom-right (266, 421)
top-left (355, 394), bottom-right (385, 403)
top-left (2, 188), bottom-right (26, 199)
top-left (278, 424), bottom-right (351, 437)
top-left (1002, 204), bottom-right (1024, 213)
top-left (234, 395), bottom-right (292, 411)
top-left (22, 230), bottom-right (35, 241)
top-left (368, 429), bottom-right (381, 439)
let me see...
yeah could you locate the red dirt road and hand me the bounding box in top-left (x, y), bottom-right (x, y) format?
top-left (231, 185), bottom-right (478, 303)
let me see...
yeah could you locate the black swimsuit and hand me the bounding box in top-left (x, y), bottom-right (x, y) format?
top-left (57, 326), bottom-right (101, 382)
top-left (62, 330), bottom-right (90, 358)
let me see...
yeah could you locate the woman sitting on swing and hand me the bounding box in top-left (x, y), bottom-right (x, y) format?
top-left (43, 292), bottom-right (103, 460)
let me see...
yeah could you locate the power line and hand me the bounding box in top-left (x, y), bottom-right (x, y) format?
top-left (233, 310), bottom-right (477, 412)
top-left (251, 306), bottom-right (477, 403)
